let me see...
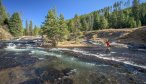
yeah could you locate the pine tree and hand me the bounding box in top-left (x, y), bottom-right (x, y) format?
top-left (144, 15), bottom-right (146, 25)
top-left (33, 25), bottom-right (40, 36)
top-left (93, 12), bottom-right (100, 30)
top-left (109, 12), bottom-right (118, 28)
top-left (0, 0), bottom-right (8, 25)
top-left (88, 14), bottom-right (94, 31)
top-left (9, 12), bottom-right (23, 37)
top-left (73, 14), bottom-right (81, 42)
top-left (82, 18), bottom-right (89, 31)
top-left (58, 14), bottom-right (69, 41)
top-left (29, 20), bottom-right (33, 36)
top-left (25, 20), bottom-right (29, 35)
top-left (23, 28), bottom-right (27, 36)
top-left (42, 9), bottom-right (60, 46)
top-left (139, 2), bottom-right (146, 25)
top-left (132, 0), bottom-right (140, 27)
top-left (99, 16), bottom-right (108, 29)
top-left (128, 17), bottom-right (137, 28)
top-left (117, 11), bottom-right (127, 28)
top-left (138, 20), bottom-right (141, 27)
top-left (67, 20), bottom-right (75, 33)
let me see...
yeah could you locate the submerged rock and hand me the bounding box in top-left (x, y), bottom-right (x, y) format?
top-left (0, 57), bottom-right (20, 70)
top-left (34, 67), bottom-right (75, 84)
top-left (57, 78), bottom-right (73, 84)
top-left (20, 78), bottom-right (42, 84)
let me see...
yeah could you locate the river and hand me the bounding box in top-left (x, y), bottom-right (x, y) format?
top-left (0, 41), bottom-right (146, 84)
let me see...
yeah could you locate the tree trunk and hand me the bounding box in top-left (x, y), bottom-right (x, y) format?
top-left (52, 39), bottom-right (57, 47)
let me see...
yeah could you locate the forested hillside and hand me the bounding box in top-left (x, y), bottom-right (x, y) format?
top-left (0, 0), bottom-right (23, 38)
top-left (0, 0), bottom-right (40, 38)
top-left (67, 0), bottom-right (146, 31)
top-left (1, 0), bottom-right (146, 43)
top-left (41, 0), bottom-right (146, 46)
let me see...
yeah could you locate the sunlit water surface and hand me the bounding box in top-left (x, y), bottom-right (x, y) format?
top-left (0, 43), bottom-right (146, 84)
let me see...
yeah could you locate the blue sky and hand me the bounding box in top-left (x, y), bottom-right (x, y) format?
top-left (2, 0), bottom-right (146, 27)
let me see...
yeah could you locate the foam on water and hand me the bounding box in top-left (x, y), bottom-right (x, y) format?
top-left (30, 50), bottom-right (48, 55)
top-left (33, 48), bottom-right (96, 67)
top-left (38, 58), bottom-right (45, 60)
top-left (50, 48), bottom-right (70, 51)
top-left (30, 50), bottom-right (62, 58)
top-left (111, 42), bottom-right (128, 48)
top-left (6, 43), bottom-right (16, 49)
top-left (25, 44), bottom-right (33, 49)
top-left (86, 63), bottom-right (95, 66)
top-left (138, 49), bottom-right (146, 52)
top-left (111, 52), bottom-right (117, 54)
top-left (4, 43), bottom-right (31, 52)
top-left (71, 57), bottom-right (75, 61)
top-left (52, 48), bottom-right (146, 69)
top-left (72, 60), bottom-right (95, 67)
top-left (5, 46), bottom-right (29, 52)
top-left (5, 48), bottom-right (29, 52)
top-left (96, 64), bottom-right (109, 67)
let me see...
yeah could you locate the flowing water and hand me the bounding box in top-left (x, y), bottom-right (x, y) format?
top-left (0, 42), bottom-right (146, 84)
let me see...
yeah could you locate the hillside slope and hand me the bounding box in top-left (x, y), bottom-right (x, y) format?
top-left (119, 27), bottom-right (146, 44)
top-left (86, 28), bottom-right (135, 41)
top-left (0, 26), bottom-right (12, 40)
top-left (86, 27), bottom-right (146, 44)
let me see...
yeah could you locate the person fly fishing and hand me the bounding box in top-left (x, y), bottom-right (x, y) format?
top-left (105, 39), bottom-right (111, 53)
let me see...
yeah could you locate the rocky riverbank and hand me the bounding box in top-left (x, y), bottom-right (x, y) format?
top-left (0, 56), bottom-right (75, 84)
top-left (57, 47), bottom-right (146, 73)
top-left (0, 44), bottom-right (146, 84)
top-left (0, 26), bottom-right (12, 40)
top-left (0, 51), bottom-right (38, 70)
top-left (0, 49), bottom-right (76, 84)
